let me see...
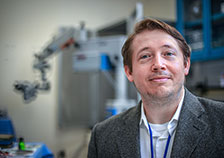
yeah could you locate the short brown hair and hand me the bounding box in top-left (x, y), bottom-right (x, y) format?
top-left (121, 18), bottom-right (191, 72)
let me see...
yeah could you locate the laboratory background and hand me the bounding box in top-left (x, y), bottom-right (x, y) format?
top-left (0, 0), bottom-right (224, 157)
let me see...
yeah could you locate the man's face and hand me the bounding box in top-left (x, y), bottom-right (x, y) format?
top-left (125, 30), bottom-right (190, 100)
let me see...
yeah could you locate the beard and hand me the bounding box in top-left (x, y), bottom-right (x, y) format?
top-left (134, 77), bottom-right (185, 105)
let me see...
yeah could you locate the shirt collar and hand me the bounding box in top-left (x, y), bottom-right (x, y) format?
top-left (139, 90), bottom-right (185, 136)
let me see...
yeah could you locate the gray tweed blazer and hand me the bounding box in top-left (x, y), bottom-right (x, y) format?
top-left (88, 89), bottom-right (224, 158)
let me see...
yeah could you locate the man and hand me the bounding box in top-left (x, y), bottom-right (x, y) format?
top-left (88, 18), bottom-right (224, 158)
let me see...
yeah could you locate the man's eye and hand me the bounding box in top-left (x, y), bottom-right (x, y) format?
top-left (165, 52), bottom-right (174, 56)
top-left (141, 55), bottom-right (150, 59)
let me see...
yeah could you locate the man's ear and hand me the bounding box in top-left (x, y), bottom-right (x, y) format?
top-left (184, 58), bottom-right (191, 76)
top-left (124, 65), bottom-right (134, 82)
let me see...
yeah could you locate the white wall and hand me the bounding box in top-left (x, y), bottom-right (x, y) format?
top-left (0, 0), bottom-right (175, 156)
top-left (144, 0), bottom-right (176, 20)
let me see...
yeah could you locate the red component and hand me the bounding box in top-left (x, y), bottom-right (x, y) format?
top-left (60, 38), bottom-right (75, 50)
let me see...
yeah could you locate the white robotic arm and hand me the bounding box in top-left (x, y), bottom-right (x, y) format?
top-left (14, 28), bottom-right (78, 102)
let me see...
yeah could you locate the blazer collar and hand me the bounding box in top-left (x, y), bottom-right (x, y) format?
top-left (171, 88), bottom-right (208, 157)
top-left (116, 101), bottom-right (142, 158)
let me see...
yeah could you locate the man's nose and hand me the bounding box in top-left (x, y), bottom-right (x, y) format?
top-left (151, 55), bottom-right (166, 71)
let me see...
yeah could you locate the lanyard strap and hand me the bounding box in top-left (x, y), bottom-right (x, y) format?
top-left (148, 123), bottom-right (171, 158)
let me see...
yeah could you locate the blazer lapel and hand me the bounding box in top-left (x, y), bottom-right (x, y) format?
top-left (171, 89), bottom-right (208, 158)
top-left (116, 103), bottom-right (141, 158)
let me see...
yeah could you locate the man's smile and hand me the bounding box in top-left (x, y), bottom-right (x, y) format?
top-left (148, 75), bottom-right (171, 82)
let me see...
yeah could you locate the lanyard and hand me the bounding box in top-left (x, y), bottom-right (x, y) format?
top-left (147, 123), bottom-right (171, 158)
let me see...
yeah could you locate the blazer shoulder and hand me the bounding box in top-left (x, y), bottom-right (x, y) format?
top-left (196, 97), bottom-right (224, 131)
top-left (89, 105), bottom-right (140, 152)
top-left (94, 105), bottom-right (139, 132)
top-left (185, 89), bottom-right (224, 116)
top-left (197, 97), bottom-right (224, 114)
top-left (88, 105), bottom-right (141, 157)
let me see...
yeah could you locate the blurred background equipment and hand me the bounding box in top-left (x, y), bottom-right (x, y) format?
top-left (0, 109), bottom-right (16, 148)
top-left (177, 0), bottom-right (224, 100)
top-left (0, 108), bottom-right (54, 157)
top-left (14, 28), bottom-right (77, 102)
top-left (58, 3), bottom-right (143, 128)
top-left (13, 3), bottom-right (143, 128)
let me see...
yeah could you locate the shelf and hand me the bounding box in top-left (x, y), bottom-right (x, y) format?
top-left (177, 0), bottom-right (224, 62)
top-left (184, 19), bottom-right (203, 27)
top-left (184, 13), bottom-right (224, 27)
top-left (212, 13), bottom-right (224, 21)
top-left (211, 47), bottom-right (224, 57)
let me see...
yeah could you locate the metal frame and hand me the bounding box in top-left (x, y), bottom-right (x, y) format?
top-left (176, 0), bottom-right (224, 62)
